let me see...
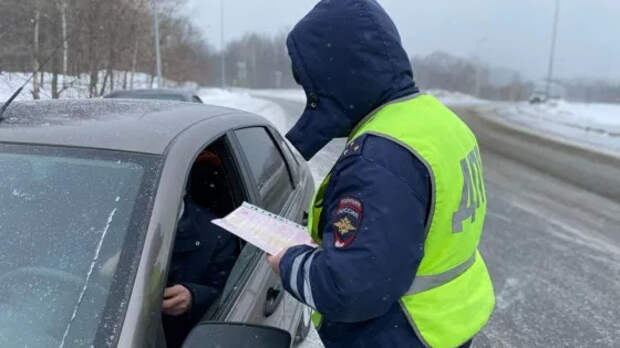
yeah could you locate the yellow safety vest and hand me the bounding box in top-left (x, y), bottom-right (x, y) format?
top-left (308, 94), bottom-right (495, 348)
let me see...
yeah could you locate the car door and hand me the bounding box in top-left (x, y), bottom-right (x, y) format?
top-left (219, 126), bottom-right (309, 337)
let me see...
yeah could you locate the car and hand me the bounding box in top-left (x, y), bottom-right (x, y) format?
top-left (0, 99), bottom-right (315, 348)
top-left (528, 92), bottom-right (546, 104)
top-left (104, 89), bottom-right (204, 103)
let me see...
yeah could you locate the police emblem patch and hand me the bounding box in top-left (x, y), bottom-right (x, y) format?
top-left (332, 196), bottom-right (363, 248)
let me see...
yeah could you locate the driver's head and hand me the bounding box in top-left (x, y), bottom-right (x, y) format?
top-left (188, 150), bottom-right (223, 210)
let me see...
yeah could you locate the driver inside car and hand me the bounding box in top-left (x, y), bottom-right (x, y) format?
top-left (162, 151), bottom-right (240, 348)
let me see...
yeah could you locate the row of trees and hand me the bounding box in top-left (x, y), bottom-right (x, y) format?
top-left (0, 0), bottom-right (213, 98)
top-left (1, 2), bottom-right (617, 103)
top-left (412, 51), bottom-right (535, 102)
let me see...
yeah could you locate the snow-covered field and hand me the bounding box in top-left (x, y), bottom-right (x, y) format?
top-left (250, 88), bottom-right (307, 103)
top-left (250, 87), bottom-right (487, 106)
top-left (490, 100), bottom-right (620, 152)
top-left (0, 71), bottom-right (194, 101)
top-left (198, 88), bottom-right (290, 134)
top-left (426, 89), bottom-right (486, 105)
top-left (504, 100), bottom-right (620, 135)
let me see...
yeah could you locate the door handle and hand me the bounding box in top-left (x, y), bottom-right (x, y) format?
top-left (263, 285), bottom-right (284, 317)
top-left (302, 211), bottom-right (309, 226)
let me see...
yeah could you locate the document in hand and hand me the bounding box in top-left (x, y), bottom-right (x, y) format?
top-left (212, 202), bottom-right (317, 255)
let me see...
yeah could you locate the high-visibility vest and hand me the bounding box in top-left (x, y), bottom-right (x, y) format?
top-left (308, 94), bottom-right (495, 348)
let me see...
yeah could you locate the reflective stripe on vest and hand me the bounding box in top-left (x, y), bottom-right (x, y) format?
top-left (406, 253), bottom-right (476, 296)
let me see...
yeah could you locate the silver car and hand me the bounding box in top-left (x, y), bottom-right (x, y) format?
top-left (104, 89), bottom-right (204, 104)
top-left (0, 99), bottom-right (314, 348)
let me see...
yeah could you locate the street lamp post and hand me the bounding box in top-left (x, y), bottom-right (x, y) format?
top-left (545, 0), bottom-right (560, 99)
top-left (473, 38), bottom-right (488, 98)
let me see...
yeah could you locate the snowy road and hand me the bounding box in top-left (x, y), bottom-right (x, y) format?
top-left (264, 97), bottom-right (620, 348)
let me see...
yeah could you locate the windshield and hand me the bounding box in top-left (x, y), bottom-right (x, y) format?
top-left (0, 144), bottom-right (160, 347)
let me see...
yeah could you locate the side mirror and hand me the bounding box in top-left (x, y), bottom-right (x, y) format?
top-left (182, 322), bottom-right (292, 348)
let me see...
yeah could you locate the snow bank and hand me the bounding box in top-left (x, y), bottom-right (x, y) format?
top-left (249, 88), bottom-right (486, 107)
top-left (501, 101), bottom-right (620, 137)
top-left (425, 89), bottom-right (486, 106)
top-left (0, 71), bottom-right (190, 102)
top-left (250, 88), bottom-right (307, 103)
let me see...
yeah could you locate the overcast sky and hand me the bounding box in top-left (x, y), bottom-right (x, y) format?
top-left (184, 0), bottom-right (620, 82)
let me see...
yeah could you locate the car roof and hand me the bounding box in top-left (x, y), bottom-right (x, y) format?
top-left (0, 99), bottom-right (262, 155)
top-left (104, 88), bottom-right (198, 101)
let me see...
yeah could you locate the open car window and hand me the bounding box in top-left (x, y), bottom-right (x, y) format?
top-left (168, 136), bottom-right (262, 324)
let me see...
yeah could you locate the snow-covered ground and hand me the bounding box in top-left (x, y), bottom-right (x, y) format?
top-left (426, 89), bottom-right (486, 105)
top-left (250, 88), bottom-right (307, 103)
top-left (0, 71), bottom-right (194, 101)
top-left (491, 100), bottom-right (620, 152)
top-left (250, 87), bottom-right (487, 106)
top-left (504, 100), bottom-right (620, 135)
top-left (198, 88), bottom-right (290, 134)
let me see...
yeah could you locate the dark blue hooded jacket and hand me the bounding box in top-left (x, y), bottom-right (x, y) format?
top-left (278, 1), bottom-right (443, 347)
top-left (285, 0), bottom-right (418, 160)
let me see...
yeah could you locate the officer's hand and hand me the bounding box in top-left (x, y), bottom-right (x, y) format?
top-left (162, 285), bottom-right (192, 316)
top-left (267, 248), bottom-right (287, 276)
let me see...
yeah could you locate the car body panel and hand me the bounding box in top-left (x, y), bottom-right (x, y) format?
top-left (117, 115), bottom-right (271, 347)
top-left (0, 100), bottom-right (250, 154)
top-left (104, 89), bottom-right (203, 104)
top-left (223, 126), bottom-right (314, 337)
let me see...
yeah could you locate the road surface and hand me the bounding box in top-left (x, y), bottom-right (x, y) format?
top-left (264, 97), bottom-right (620, 348)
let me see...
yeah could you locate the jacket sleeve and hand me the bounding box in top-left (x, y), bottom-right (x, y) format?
top-left (182, 222), bottom-right (239, 323)
top-left (279, 139), bottom-right (430, 323)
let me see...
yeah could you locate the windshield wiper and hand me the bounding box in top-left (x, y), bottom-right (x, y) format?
top-left (0, 86), bottom-right (24, 121)
top-left (0, 26), bottom-right (81, 122)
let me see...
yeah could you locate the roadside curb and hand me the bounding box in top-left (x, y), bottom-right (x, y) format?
top-left (452, 104), bottom-right (620, 202)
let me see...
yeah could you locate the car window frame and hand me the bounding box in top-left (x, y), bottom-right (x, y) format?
top-left (206, 127), bottom-right (300, 317)
top-left (269, 129), bottom-right (301, 187)
top-left (229, 126), bottom-right (295, 210)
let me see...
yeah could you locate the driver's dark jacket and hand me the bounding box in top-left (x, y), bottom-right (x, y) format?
top-left (163, 196), bottom-right (239, 348)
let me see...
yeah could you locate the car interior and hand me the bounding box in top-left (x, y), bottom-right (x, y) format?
top-left (187, 138), bottom-right (244, 219)
top-left (167, 136), bottom-right (248, 306)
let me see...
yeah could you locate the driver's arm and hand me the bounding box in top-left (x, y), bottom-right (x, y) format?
top-left (180, 225), bottom-right (238, 323)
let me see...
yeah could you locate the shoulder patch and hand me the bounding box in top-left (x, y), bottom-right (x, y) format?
top-left (332, 196), bottom-right (363, 248)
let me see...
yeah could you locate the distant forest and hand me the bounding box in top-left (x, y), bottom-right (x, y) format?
top-left (1, 0), bottom-right (618, 103)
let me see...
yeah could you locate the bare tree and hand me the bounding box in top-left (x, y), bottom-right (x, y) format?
top-left (55, 0), bottom-right (69, 89)
top-left (32, 0), bottom-right (41, 99)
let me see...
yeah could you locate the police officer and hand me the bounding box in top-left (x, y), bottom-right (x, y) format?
top-left (267, 1), bottom-right (495, 347)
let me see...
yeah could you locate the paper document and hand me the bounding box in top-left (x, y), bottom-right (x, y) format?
top-left (212, 202), bottom-right (316, 255)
